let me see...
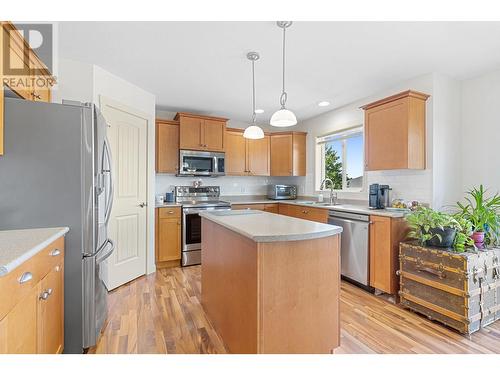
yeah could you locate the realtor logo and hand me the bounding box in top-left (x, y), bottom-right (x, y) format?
top-left (2, 22), bottom-right (57, 90)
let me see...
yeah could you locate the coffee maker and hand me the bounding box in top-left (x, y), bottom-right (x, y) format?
top-left (369, 183), bottom-right (391, 209)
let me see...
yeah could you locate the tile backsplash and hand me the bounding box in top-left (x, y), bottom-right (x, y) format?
top-left (156, 175), bottom-right (306, 197)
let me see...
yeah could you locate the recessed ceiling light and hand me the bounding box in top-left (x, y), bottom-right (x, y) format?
top-left (318, 101), bottom-right (330, 107)
top-left (254, 109), bottom-right (264, 114)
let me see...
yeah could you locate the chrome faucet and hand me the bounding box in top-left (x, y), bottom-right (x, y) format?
top-left (320, 178), bottom-right (338, 205)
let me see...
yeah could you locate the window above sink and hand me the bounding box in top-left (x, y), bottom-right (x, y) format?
top-left (315, 125), bottom-right (364, 193)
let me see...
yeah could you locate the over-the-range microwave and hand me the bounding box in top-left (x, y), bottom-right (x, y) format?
top-left (178, 150), bottom-right (225, 176)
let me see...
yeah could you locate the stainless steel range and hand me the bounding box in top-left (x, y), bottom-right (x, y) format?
top-left (175, 185), bottom-right (231, 266)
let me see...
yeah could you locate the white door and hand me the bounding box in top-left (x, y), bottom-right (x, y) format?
top-left (100, 97), bottom-right (148, 291)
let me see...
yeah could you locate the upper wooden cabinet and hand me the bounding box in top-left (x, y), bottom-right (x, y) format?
top-left (175, 112), bottom-right (227, 152)
top-left (270, 132), bottom-right (307, 176)
top-left (361, 90), bottom-right (430, 171)
top-left (156, 119), bottom-right (179, 174)
top-left (225, 128), bottom-right (270, 176)
top-left (0, 21), bottom-right (56, 155)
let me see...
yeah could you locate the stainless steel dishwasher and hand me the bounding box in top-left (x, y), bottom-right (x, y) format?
top-left (328, 210), bottom-right (372, 289)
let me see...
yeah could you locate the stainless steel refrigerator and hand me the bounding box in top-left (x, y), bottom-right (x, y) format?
top-left (0, 97), bottom-right (114, 353)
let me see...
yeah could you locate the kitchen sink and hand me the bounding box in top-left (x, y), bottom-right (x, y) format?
top-left (297, 201), bottom-right (337, 207)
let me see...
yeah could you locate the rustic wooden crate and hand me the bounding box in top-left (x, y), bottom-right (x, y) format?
top-left (398, 242), bottom-right (500, 334)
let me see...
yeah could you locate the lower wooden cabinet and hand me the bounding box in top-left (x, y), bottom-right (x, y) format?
top-left (37, 263), bottom-right (64, 354)
top-left (369, 215), bottom-right (408, 294)
top-left (0, 236), bottom-right (65, 354)
top-left (231, 203), bottom-right (279, 213)
top-left (278, 203), bottom-right (328, 223)
top-left (155, 207), bottom-right (182, 267)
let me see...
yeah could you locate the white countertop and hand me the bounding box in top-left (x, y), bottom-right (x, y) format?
top-left (0, 227), bottom-right (69, 277)
top-left (199, 210), bottom-right (342, 242)
top-left (155, 202), bottom-right (182, 208)
top-left (220, 195), bottom-right (407, 218)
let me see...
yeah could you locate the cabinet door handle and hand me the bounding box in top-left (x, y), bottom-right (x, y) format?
top-left (50, 249), bottom-right (61, 257)
top-left (18, 272), bottom-right (33, 284)
top-left (39, 288), bottom-right (54, 301)
top-left (168, 210), bottom-right (174, 214)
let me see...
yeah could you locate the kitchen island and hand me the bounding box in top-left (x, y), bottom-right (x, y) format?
top-left (199, 210), bottom-right (342, 354)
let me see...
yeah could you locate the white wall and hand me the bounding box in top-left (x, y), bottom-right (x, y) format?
top-left (55, 59), bottom-right (157, 275)
top-left (432, 74), bottom-right (462, 210)
top-left (295, 73), bottom-right (435, 205)
top-left (51, 59), bottom-right (93, 104)
top-left (461, 69), bottom-right (500, 196)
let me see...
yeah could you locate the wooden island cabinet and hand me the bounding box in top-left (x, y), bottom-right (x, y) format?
top-left (200, 210), bottom-right (341, 353)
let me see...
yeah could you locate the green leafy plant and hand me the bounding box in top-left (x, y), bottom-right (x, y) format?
top-left (456, 185), bottom-right (500, 246)
top-left (452, 215), bottom-right (475, 253)
top-left (406, 206), bottom-right (459, 246)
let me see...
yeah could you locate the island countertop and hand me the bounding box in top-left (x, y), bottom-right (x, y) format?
top-left (199, 209), bottom-right (342, 242)
top-left (0, 227), bottom-right (69, 276)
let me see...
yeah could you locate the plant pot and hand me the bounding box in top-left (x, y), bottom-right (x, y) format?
top-left (471, 231), bottom-right (485, 245)
top-left (425, 227), bottom-right (457, 248)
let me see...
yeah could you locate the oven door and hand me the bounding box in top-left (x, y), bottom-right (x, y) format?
top-left (183, 208), bottom-right (203, 251)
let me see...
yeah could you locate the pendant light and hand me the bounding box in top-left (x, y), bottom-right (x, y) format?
top-left (270, 21), bottom-right (297, 127)
top-left (243, 52), bottom-right (265, 140)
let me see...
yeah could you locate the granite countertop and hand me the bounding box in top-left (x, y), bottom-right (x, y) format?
top-left (199, 210), bottom-right (342, 242)
top-left (220, 195), bottom-right (407, 218)
top-left (0, 227), bottom-right (69, 277)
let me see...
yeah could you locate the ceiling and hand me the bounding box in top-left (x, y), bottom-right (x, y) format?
top-left (58, 21), bottom-right (500, 123)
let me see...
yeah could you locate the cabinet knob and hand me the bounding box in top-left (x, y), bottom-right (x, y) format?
top-left (50, 249), bottom-right (61, 257)
top-left (18, 272), bottom-right (33, 284)
top-left (39, 288), bottom-right (53, 301)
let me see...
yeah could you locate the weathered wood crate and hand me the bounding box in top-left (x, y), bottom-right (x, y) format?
top-left (398, 242), bottom-right (500, 334)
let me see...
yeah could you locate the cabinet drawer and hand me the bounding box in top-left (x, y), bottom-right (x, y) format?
top-left (279, 204), bottom-right (328, 223)
top-left (0, 236), bottom-right (64, 321)
top-left (232, 204), bottom-right (266, 211)
top-left (158, 207), bottom-right (181, 218)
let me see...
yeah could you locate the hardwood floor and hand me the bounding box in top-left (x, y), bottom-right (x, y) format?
top-left (88, 266), bottom-right (500, 354)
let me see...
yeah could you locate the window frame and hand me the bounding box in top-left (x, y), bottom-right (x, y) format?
top-left (315, 125), bottom-right (365, 193)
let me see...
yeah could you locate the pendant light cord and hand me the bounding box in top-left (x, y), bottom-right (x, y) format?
top-left (252, 59), bottom-right (257, 124)
top-left (280, 25), bottom-right (288, 109)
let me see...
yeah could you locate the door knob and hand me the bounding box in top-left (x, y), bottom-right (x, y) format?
top-left (138, 202), bottom-right (147, 208)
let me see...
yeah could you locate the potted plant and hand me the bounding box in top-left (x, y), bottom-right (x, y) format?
top-left (406, 207), bottom-right (460, 248)
top-left (456, 185), bottom-right (500, 247)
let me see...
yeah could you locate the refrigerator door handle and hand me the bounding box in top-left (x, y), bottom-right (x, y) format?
top-left (95, 238), bottom-right (115, 264)
top-left (103, 137), bottom-right (114, 226)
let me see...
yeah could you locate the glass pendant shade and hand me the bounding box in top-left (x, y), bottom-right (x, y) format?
top-left (270, 108), bottom-right (297, 127)
top-left (243, 125), bottom-right (264, 139)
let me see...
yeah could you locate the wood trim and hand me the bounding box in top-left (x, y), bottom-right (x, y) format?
top-left (174, 112), bottom-right (228, 122)
top-left (399, 292), bottom-right (470, 324)
top-left (270, 131), bottom-right (308, 136)
top-left (400, 271), bottom-right (467, 297)
top-left (156, 118), bottom-right (180, 125)
top-left (360, 90), bottom-right (430, 110)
